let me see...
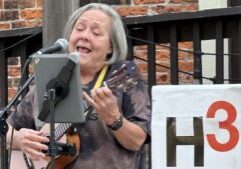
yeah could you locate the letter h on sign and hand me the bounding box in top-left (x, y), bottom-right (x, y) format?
top-left (166, 117), bottom-right (204, 167)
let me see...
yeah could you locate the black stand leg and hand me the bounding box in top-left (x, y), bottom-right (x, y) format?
top-left (0, 74), bottom-right (34, 169)
top-left (48, 89), bottom-right (57, 169)
top-left (0, 109), bottom-right (9, 169)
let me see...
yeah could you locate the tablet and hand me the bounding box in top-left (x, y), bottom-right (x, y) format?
top-left (31, 53), bottom-right (85, 123)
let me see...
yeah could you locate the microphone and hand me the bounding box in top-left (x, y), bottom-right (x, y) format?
top-left (37, 38), bottom-right (68, 55)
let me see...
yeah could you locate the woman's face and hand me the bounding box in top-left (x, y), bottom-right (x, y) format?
top-left (68, 9), bottom-right (112, 72)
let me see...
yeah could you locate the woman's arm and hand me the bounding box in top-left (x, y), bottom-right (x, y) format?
top-left (83, 87), bottom-right (149, 151)
top-left (7, 123), bottom-right (49, 160)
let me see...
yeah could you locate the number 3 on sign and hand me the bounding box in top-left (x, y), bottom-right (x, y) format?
top-left (206, 100), bottom-right (240, 152)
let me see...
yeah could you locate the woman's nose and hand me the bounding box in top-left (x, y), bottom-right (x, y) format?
top-left (80, 29), bottom-right (90, 41)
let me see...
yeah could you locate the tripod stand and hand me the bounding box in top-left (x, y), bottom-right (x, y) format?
top-left (0, 74), bottom-right (34, 169)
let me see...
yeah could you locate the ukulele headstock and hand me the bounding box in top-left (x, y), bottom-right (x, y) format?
top-left (104, 61), bottom-right (138, 92)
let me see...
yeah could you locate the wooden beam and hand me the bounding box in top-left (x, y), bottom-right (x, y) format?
top-left (0, 27), bottom-right (42, 38)
top-left (42, 0), bottom-right (80, 46)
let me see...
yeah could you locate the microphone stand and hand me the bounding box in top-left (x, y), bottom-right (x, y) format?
top-left (0, 74), bottom-right (34, 169)
top-left (48, 89), bottom-right (57, 169)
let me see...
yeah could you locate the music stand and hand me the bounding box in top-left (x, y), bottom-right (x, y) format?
top-left (31, 53), bottom-right (85, 169)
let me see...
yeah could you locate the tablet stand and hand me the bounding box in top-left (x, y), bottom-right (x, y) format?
top-left (34, 53), bottom-right (84, 169)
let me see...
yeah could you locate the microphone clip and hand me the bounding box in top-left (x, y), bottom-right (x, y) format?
top-left (43, 141), bottom-right (77, 157)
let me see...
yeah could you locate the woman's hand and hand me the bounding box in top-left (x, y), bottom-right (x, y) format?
top-left (83, 87), bottom-right (147, 151)
top-left (83, 87), bottom-right (121, 125)
top-left (16, 128), bottom-right (49, 160)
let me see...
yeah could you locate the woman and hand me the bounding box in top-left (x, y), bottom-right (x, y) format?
top-left (8, 3), bottom-right (151, 169)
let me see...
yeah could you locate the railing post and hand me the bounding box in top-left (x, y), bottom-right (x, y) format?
top-left (238, 19), bottom-right (241, 83)
top-left (0, 40), bottom-right (8, 108)
top-left (193, 22), bottom-right (203, 84)
top-left (147, 25), bottom-right (156, 95)
top-left (170, 24), bottom-right (178, 84)
top-left (215, 20), bottom-right (224, 84)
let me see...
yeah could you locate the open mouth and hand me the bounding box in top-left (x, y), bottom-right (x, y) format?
top-left (76, 46), bottom-right (91, 54)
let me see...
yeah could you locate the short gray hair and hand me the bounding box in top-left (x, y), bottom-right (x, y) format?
top-left (63, 3), bottom-right (128, 64)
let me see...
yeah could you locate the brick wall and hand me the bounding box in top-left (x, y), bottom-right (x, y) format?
top-left (0, 0), bottom-right (42, 30)
top-left (115, 0), bottom-right (198, 84)
top-left (0, 0), bottom-right (42, 99)
top-left (116, 0), bottom-right (197, 16)
top-left (2, 0), bottom-right (198, 100)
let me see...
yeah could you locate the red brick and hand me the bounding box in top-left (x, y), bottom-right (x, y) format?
top-left (0, 10), bottom-right (19, 21)
top-left (135, 48), bottom-right (170, 61)
top-left (12, 20), bottom-right (42, 28)
top-left (170, 0), bottom-right (184, 3)
top-left (0, 22), bottom-right (10, 30)
top-left (8, 66), bottom-right (21, 76)
top-left (183, 0), bottom-right (198, 2)
top-left (179, 61), bottom-right (194, 72)
top-left (178, 42), bottom-right (194, 59)
top-left (0, 0), bottom-right (3, 8)
top-left (163, 5), bottom-right (183, 13)
top-left (150, 6), bottom-right (165, 14)
top-left (137, 62), bottom-right (148, 73)
top-left (18, 0), bottom-right (35, 9)
top-left (156, 50), bottom-right (170, 61)
top-left (156, 61), bottom-right (170, 72)
top-left (182, 3), bottom-right (198, 11)
top-left (134, 49), bottom-right (148, 60)
top-left (135, 45), bottom-right (147, 50)
top-left (116, 6), bottom-right (148, 17)
top-left (37, 0), bottom-right (42, 7)
top-left (156, 43), bottom-right (170, 50)
top-left (179, 42), bottom-right (193, 49)
top-left (178, 50), bottom-right (193, 60)
top-left (154, 61), bottom-right (169, 70)
top-left (156, 72), bottom-right (170, 84)
top-left (134, 0), bottom-right (166, 5)
top-left (4, 0), bottom-right (18, 9)
top-left (179, 73), bottom-right (194, 83)
top-left (20, 9), bottom-right (42, 19)
top-left (8, 88), bottom-right (16, 100)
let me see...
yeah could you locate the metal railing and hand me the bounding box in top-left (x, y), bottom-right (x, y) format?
top-left (0, 27), bottom-right (42, 108)
top-left (123, 6), bottom-right (241, 93)
top-left (1, 6), bottom-right (241, 113)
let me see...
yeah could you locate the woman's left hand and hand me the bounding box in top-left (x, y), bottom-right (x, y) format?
top-left (83, 87), bottom-right (147, 151)
top-left (83, 87), bottom-right (121, 125)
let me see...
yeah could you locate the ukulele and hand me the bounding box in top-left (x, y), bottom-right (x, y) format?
top-left (20, 61), bottom-right (138, 169)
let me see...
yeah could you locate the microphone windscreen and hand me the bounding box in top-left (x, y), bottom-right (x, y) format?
top-left (55, 38), bottom-right (69, 52)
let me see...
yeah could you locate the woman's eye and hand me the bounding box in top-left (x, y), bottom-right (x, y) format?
top-left (93, 30), bottom-right (102, 36)
top-left (94, 32), bottom-right (100, 36)
top-left (76, 27), bottom-right (84, 31)
top-left (75, 24), bottom-right (85, 31)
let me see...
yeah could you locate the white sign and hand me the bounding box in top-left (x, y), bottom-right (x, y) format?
top-left (152, 84), bottom-right (241, 169)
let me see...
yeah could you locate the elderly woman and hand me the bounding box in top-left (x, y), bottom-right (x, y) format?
top-left (7, 3), bottom-right (151, 169)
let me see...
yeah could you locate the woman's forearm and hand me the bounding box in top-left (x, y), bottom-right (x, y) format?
top-left (112, 118), bottom-right (147, 151)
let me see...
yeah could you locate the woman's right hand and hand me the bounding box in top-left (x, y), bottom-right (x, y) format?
top-left (16, 128), bottom-right (49, 160)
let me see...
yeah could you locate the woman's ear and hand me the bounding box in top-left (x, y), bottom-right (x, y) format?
top-left (106, 53), bottom-right (112, 60)
top-left (107, 45), bottom-right (113, 54)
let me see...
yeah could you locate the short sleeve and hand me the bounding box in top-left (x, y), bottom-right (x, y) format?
top-left (8, 86), bottom-right (37, 130)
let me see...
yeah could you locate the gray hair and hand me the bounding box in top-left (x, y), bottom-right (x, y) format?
top-left (63, 3), bottom-right (128, 64)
